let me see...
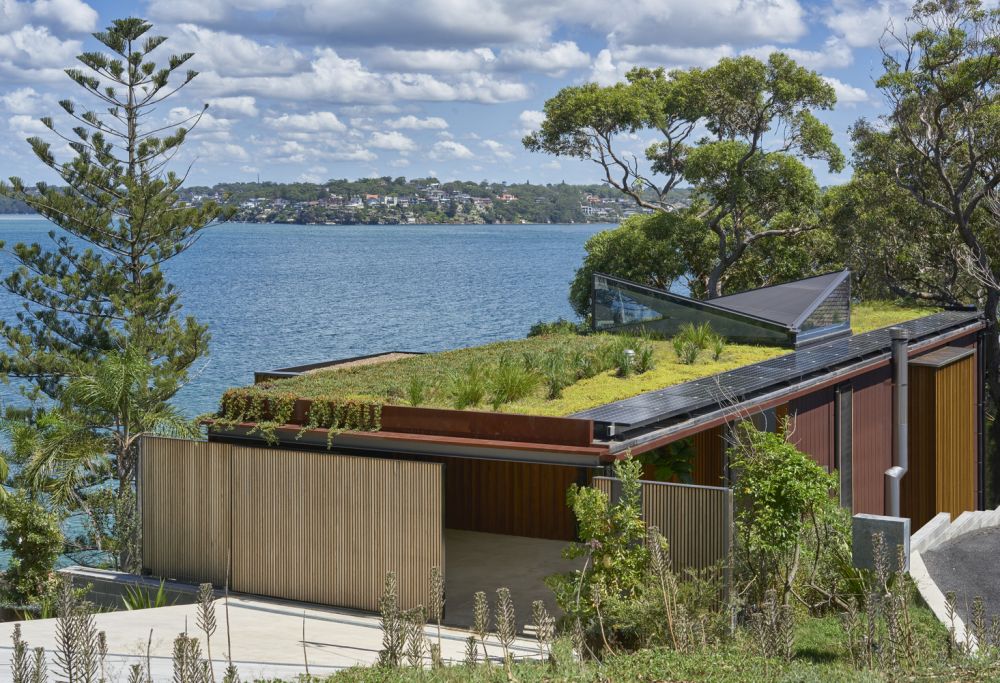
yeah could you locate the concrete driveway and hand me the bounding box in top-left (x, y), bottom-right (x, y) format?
top-left (0, 592), bottom-right (541, 681)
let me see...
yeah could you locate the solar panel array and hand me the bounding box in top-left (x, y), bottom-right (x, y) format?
top-left (574, 310), bottom-right (981, 434)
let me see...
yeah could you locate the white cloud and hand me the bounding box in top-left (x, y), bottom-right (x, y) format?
top-left (742, 36), bottom-right (853, 70)
top-left (207, 96), bottom-right (259, 117)
top-left (200, 48), bottom-right (529, 104)
top-left (579, 0), bottom-right (807, 48)
top-left (368, 47), bottom-right (495, 71)
top-left (196, 141), bottom-right (250, 161)
top-left (481, 139), bottom-right (513, 160)
top-left (430, 140), bottom-right (474, 160)
top-left (0, 25), bottom-right (80, 68)
top-left (369, 130), bottom-right (417, 152)
top-left (1, 87), bottom-right (41, 114)
top-left (823, 76), bottom-right (870, 105)
top-left (517, 109), bottom-right (545, 137)
top-left (498, 41), bottom-right (590, 76)
top-left (240, 165), bottom-right (259, 173)
top-left (174, 24), bottom-right (303, 76)
top-left (298, 165), bottom-right (328, 183)
top-left (0, 0), bottom-right (97, 33)
top-left (169, 106), bottom-right (232, 133)
top-left (8, 113), bottom-right (50, 135)
top-left (265, 111), bottom-right (348, 133)
top-left (389, 158), bottom-right (411, 168)
top-left (825, 0), bottom-right (908, 48)
top-left (385, 115), bottom-right (449, 130)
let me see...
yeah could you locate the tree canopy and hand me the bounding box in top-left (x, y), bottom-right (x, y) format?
top-left (525, 53), bottom-right (844, 299)
top-left (0, 17), bottom-right (229, 569)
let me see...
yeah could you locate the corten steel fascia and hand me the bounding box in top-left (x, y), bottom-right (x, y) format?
top-left (603, 321), bottom-right (984, 457)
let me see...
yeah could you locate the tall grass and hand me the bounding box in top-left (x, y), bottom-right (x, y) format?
top-left (487, 355), bottom-right (540, 409)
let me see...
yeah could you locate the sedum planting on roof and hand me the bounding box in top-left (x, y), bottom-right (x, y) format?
top-left (239, 303), bottom-right (935, 419)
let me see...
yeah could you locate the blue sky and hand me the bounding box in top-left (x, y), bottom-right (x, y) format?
top-left (0, 0), bottom-right (915, 187)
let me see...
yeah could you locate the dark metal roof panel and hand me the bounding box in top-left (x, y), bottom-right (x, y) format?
top-left (711, 271), bottom-right (850, 327)
top-left (573, 310), bottom-right (981, 433)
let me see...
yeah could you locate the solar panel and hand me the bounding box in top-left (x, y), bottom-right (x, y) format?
top-left (574, 310), bottom-right (981, 434)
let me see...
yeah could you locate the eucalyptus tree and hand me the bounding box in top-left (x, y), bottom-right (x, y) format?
top-left (851, 0), bottom-right (1000, 499)
top-left (0, 17), bottom-right (229, 568)
top-left (524, 53), bottom-right (844, 299)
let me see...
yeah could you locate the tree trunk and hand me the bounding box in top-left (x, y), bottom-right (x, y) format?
top-left (984, 289), bottom-right (1000, 507)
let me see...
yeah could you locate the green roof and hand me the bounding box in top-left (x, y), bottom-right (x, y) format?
top-left (244, 302), bottom-right (936, 418)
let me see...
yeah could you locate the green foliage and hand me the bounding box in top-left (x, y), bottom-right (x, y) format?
top-left (0, 491), bottom-right (63, 609)
top-left (638, 440), bottom-right (695, 483)
top-left (449, 365), bottom-right (487, 410)
top-left (405, 375), bottom-right (429, 407)
top-left (216, 386), bottom-right (381, 447)
top-left (121, 580), bottom-right (172, 610)
top-left (0, 17), bottom-right (228, 571)
top-left (540, 350), bottom-right (572, 400)
top-left (605, 334), bottom-right (656, 378)
top-left (487, 355), bottom-right (540, 409)
top-left (729, 422), bottom-right (838, 603)
top-left (548, 458), bottom-right (649, 627)
top-left (528, 319), bottom-right (582, 337)
top-left (528, 53), bottom-right (844, 298)
top-left (671, 323), bottom-right (726, 365)
top-left (568, 213), bottom-right (689, 316)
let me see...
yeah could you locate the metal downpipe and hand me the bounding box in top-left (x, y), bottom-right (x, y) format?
top-left (885, 327), bottom-right (910, 517)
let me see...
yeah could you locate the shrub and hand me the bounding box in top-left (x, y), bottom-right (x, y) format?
top-left (488, 355), bottom-right (540, 409)
top-left (549, 457), bottom-right (729, 655)
top-left (729, 422), bottom-right (838, 605)
top-left (0, 491), bottom-right (63, 610)
top-left (449, 365), bottom-right (487, 409)
top-left (528, 318), bottom-right (582, 337)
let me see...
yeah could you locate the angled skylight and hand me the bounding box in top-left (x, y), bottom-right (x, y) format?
top-left (592, 271), bottom-right (852, 348)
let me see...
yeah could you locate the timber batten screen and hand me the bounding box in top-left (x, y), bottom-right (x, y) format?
top-left (594, 476), bottom-right (733, 576)
top-left (141, 437), bottom-right (444, 612)
top-left (141, 437), bottom-right (231, 587)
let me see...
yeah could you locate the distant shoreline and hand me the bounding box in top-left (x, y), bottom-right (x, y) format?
top-left (0, 214), bottom-right (617, 228)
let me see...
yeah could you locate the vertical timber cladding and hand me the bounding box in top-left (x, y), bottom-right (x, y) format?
top-left (904, 347), bottom-right (977, 528)
top-left (230, 446), bottom-right (444, 611)
top-left (786, 387), bottom-right (836, 472)
top-left (691, 427), bottom-right (725, 487)
top-left (594, 477), bottom-right (733, 575)
top-left (432, 455), bottom-right (586, 540)
top-left (140, 437), bottom-right (231, 587)
top-left (851, 366), bottom-right (894, 515)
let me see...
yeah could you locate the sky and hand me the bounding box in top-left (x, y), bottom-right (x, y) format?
top-left (0, 0), bottom-right (919, 187)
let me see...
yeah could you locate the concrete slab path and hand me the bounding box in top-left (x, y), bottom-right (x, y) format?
top-left (0, 593), bottom-right (541, 682)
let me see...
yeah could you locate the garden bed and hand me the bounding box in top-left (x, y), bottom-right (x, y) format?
top-left (226, 302), bottom-right (935, 421)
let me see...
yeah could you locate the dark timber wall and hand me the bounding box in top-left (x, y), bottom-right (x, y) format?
top-left (787, 387), bottom-right (836, 472)
top-left (850, 366), bottom-right (894, 515)
top-left (431, 456), bottom-right (589, 541)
